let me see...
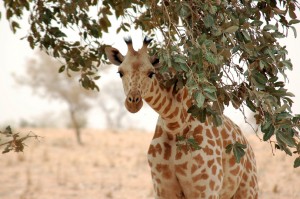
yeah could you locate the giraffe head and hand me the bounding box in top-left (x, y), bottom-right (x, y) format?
top-left (105, 37), bottom-right (159, 113)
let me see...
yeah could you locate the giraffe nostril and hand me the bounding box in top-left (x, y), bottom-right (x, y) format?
top-left (135, 97), bottom-right (140, 103)
top-left (129, 97), bottom-right (132, 102)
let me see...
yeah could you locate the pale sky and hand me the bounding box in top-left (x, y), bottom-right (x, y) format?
top-left (0, 6), bottom-right (299, 132)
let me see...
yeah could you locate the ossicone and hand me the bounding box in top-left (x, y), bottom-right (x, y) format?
top-left (124, 36), bottom-right (134, 53)
top-left (143, 36), bottom-right (153, 46)
top-left (124, 36), bottom-right (132, 45)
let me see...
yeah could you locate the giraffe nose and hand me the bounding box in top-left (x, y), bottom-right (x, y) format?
top-left (125, 91), bottom-right (143, 113)
top-left (127, 93), bottom-right (140, 103)
top-left (127, 90), bottom-right (141, 104)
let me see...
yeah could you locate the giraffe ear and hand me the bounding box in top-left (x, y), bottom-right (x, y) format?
top-left (105, 46), bottom-right (124, 66)
top-left (150, 55), bottom-right (160, 68)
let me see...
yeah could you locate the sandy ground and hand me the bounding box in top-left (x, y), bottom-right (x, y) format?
top-left (0, 128), bottom-right (299, 199)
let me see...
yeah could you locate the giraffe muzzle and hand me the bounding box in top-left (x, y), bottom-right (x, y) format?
top-left (125, 91), bottom-right (143, 113)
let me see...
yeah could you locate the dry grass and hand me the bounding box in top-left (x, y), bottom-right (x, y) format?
top-left (0, 128), bottom-right (299, 199)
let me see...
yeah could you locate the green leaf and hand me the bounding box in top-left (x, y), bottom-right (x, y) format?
top-left (263, 125), bottom-right (274, 141)
top-left (276, 112), bottom-right (292, 121)
top-left (58, 65), bottom-right (65, 73)
top-left (261, 119), bottom-right (272, 133)
top-left (281, 60), bottom-right (293, 70)
top-left (197, 108), bottom-right (207, 123)
top-left (194, 91), bottom-right (205, 108)
top-left (212, 114), bottom-right (222, 126)
top-left (187, 105), bottom-right (200, 116)
top-left (289, 19), bottom-right (300, 25)
top-left (294, 157), bottom-right (300, 168)
top-left (272, 31), bottom-right (285, 38)
top-left (225, 26), bottom-right (239, 33)
top-left (174, 55), bottom-right (186, 64)
top-left (275, 103), bottom-right (289, 113)
top-left (235, 142), bottom-right (247, 149)
top-left (94, 76), bottom-right (101, 80)
top-left (27, 36), bottom-right (35, 49)
top-left (277, 131), bottom-right (296, 147)
top-left (266, 49), bottom-right (276, 62)
top-left (176, 135), bottom-right (185, 141)
top-left (259, 60), bottom-right (265, 70)
top-left (209, 5), bottom-right (218, 14)
top-left (290, 26), bottom-right (297, 38)
top-left (203, 15), bottom-right (214, 28)
top-left (205, 52), bottom-right (217, 65)
top-left (233, 142), bottom-right (246, 163)
top-left (204, 91), bottom-right (217, 101)
top-left (225, 144), bottom-right (233, 154)
top-left (252, 70), bottom-right (267, 89)
top-left (187, 138), bottom-right (201, 150)
top-left (203, 85), bottom-right (217, 93)
top-left (252, 71), bottom-right (267, 84)
top-left (241, 30), bottom-right (251, 42)
top-left (289, 8), bottom-right (297, 19)
top-left (180, 4), bottom-right (190, 18)
top-left (246, 98), bottom-right (256, 112)
top-left (11, 21), bottom-right (20, 33)
top-left (251, 20), bottom-right (263, 26)
top-left (269, 76), bottom-right (278, 82)
top-left (49, 27), bottom-right (66, 37)
top-left (263, 24), bottom-right (278, 31)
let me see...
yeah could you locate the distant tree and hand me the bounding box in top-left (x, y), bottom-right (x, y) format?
top-left (98, 79), bottom-right (131, 130)
top-left (2, 0), bottom-right (300, 166)
top-left (15, 51), bottom-right (96, 145)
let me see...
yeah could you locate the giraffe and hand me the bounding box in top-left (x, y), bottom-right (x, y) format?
top-left (105, 37), bottom-right (258, 199)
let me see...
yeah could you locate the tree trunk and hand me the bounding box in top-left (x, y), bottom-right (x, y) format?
top-left (69, 107), bottom-right (83, 145)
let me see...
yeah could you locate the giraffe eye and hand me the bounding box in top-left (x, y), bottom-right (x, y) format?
top-left (148, 71), bottom-right (155, 78)
top-left (117, 71), bottom-right (124, 78)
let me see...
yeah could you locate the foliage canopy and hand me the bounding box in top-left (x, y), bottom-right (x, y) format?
top-left (2, 0), bottom-right (300, 167)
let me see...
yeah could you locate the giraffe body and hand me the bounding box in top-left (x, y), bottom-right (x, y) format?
top-left (105, 38), bottom-right (258, 199)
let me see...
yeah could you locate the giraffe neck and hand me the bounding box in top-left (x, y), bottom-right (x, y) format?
top-left (143, 78), bottom-right (191, 133)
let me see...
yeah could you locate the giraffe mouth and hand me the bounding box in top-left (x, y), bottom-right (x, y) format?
top-left (125, 96), bottom-right (143, 113)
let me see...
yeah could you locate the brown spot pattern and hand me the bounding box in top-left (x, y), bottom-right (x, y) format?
top-left (176, 93), bottom-right (182, 102)
top-left (175, 162), bottom-right (188, 176)
top-left (209, 180), bottom-right (216, 191)
top-left (145, 96), bottom-right (153, 102)
top-left (230, 166), bottom-right (240, 175)
top-left (153, 93), bottom-right (161, 106)
top-left (156, 164), bottom-right (172, 179)
top-left (221, 129), bottom-right (229, 139)
top-left (163, 100), bottom-right (172, 115)
top-left (175, 151), bottom-right (183, 160)
top-left (212, 127), bottom-right (219, 137)
top-left (183, 126), bottom-right (190, 136)
top-left (166, 107), bottom-right (179, 119)
top-left (206, 129), bottom-right (213, 139)
top-left (191, 164), bottom-right (198, 174)
top-left (153, 126), bottom-right (163, 139)
top-left (193, 154), bottom-right (205, 165)
top-left (167, 121), bottom-right (180, 130)
top-left (163, 142), bottom-right (172, 160)
top-left (203, 146), bottom-right (214, 156)
top-left (207, 159), bottom-right (214, 168)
